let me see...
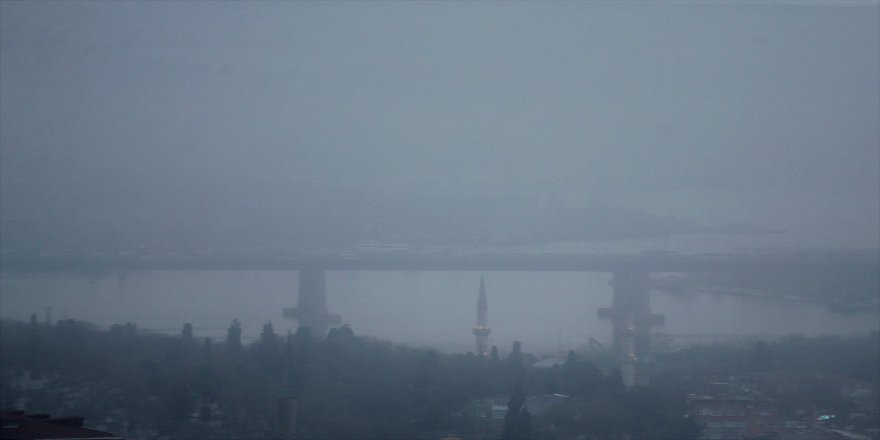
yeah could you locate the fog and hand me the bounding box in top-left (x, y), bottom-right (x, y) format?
top-left (3, 270), bottom-right (877, 357)
top-left (2, 3), bottom-right (879, 438)
top-left (2, 1), bottom-right (878, 255)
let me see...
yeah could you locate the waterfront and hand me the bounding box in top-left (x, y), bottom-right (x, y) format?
top-left (1, 270), bottom-right (875, 354)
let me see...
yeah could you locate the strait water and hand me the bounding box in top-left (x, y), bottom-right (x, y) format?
top-left (1, 269), bottom-right (876, 355)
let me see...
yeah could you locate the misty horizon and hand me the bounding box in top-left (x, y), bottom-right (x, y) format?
top-left (1, 3), bottom-right (879, 438)
top-left (2, 1), bottom-right (878, 256)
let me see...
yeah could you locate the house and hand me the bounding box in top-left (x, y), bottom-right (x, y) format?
top-left (468, 397), bottom-right (509, 421)
top-left (688, 394), bottom-right (808, 440)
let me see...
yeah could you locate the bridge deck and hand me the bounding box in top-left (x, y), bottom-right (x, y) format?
top-left (2, 254), bottom-right (876, 275)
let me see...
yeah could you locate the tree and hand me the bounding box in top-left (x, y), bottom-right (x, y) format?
top-left (260, 322), bottom-right (278, 345)
top-left (579, 398), bottom-right (626, 439)
top-left (140, 359), bottom-right (165, 395)
top-left (292, 326), bottom-right (312, 359)
top-left (27, 312), bottom-right (40, 343)
top-left (123, 322), bottom-right (138, 339)
top-left (490, 346), bottom-right (500, 362)
top-left (226, 319), bottom-right (242, 355)
top-left (509, 341), bottom-right (522, 363)
top-left (412, 350), bottom-right (445, 430)
top-left (26, 312), bottom-right (42, 365)
top-left (203, 337), bottom-right (213, 361)
top-left (337, 324), bottom-right (354, 338)
top-left (181, 323), bottom-right (194, 341)
top-left (562, 350), bottom-right (603, 396)
top-left (257, 322), bottom-right (281, 372)
top-left (508, 340), bottom-right (525, 380)
top-left (604, 367), bottom-right (626, 398)
top-left (501, 382), bottom-right (530, 440)
top-left (163, 382), bottom-right (194, 430)
top-left (326, 324), bottom-right (355, 342)
top-left (519, 408), bottom-right (531, 440)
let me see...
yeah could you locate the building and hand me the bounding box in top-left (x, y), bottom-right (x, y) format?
top-left (470, 397), bottom-right (509, 421)
top-left (688, 394), bottom-right (810, 440)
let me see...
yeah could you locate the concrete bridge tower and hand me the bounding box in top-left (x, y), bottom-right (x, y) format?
top-left (598, 271), bottom-right (664, 386)
top-left (283, 268), bottom-right (341, 339)
top-left (472, 276), bottom-right (491, 357)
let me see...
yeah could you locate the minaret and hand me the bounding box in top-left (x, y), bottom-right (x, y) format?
top-left (472, 276), bottom-right (491, 357)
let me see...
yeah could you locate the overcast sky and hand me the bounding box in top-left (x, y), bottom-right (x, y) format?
top-left (2, 1), bottom-right (878, 250)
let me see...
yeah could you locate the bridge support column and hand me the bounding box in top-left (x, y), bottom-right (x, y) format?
top-left (598, 271), bottom-right (664, 387)
top-left (283, 268), bottom-right (341, 339)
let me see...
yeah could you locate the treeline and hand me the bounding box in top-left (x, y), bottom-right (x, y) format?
top-left (0, 317), bottom-right (703, 439)
top-left (656, 332), bottom-right (879, 380)
top-left (8, 318), bottom-right (874, 439)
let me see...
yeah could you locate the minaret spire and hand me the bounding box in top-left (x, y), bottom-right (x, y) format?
top-left (473, 275), bottom-right (491, 357)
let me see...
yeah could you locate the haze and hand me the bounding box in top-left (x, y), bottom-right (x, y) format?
top-left (2, 1), bottom-right (878, 254)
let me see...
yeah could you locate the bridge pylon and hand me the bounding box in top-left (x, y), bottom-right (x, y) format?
top-left (283, 268), bottom-right (341, 339)
top-left (598, 271), bottom-right (664, 387)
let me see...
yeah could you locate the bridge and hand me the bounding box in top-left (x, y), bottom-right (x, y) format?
top-left (3, 252), bottom-right (875, 275)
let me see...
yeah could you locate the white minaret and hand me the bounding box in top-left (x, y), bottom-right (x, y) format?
top-left (472, 276), bottom-right (491, 357)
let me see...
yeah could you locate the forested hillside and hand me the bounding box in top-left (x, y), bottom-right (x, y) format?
top-left (2, 318), bottom-right (701, 439)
